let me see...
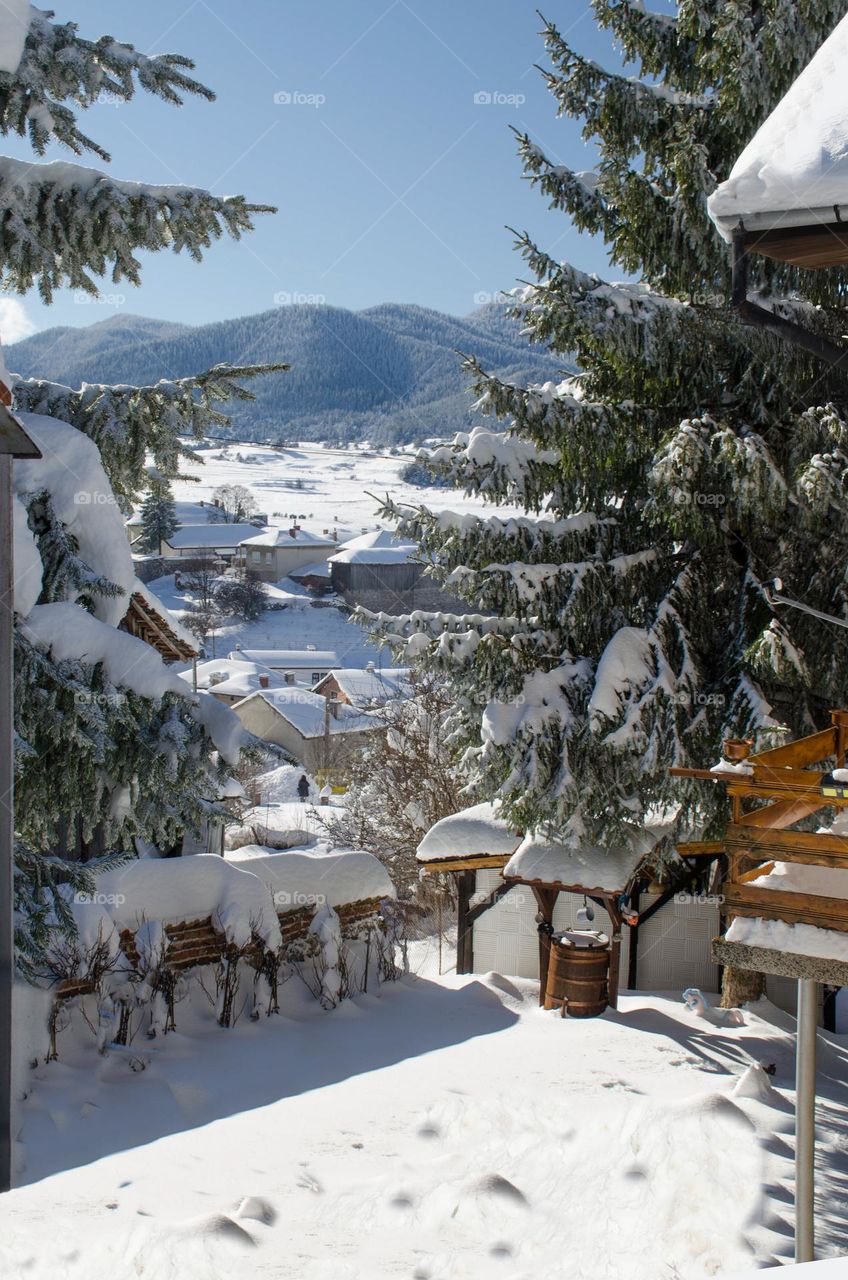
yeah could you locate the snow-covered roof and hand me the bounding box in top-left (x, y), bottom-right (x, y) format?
top-left (289, 560), bottom-right (332, 579)
top-left (330, 529), bottom-right (418, 566)
top-left (225, 844), bottom-right (394, 907)
top-left (181, 658), bottom-right (284, 699)
top-left (416, 801), bottom-right (521, 863)
top-left (315, 668), bottom-right (412, 706)
top-left (128, 580), bottom-right (200, 659)
top-left (240, 527), bottom-right (337, 549)
top-left (232, 648), bottom-right (340, 670)
top-left (235, 688), bottom-right (381, 739)
top-left (709, 13), bottom-right (848, 239)
top-left (503, 820), bottom-right (672, 892)
top-left (165, 523), bottom-right (263, 549)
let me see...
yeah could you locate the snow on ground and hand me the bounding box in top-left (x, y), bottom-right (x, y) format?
top-left (150, 571), bottom-right (385, 668)
top-left (5, 971), bottom-right (848, 1279)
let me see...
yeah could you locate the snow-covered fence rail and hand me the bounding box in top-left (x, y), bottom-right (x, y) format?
top-left (43, 850), bottom-right (395, 1048)
top-left (55, 896), bottom-right (385, 1002)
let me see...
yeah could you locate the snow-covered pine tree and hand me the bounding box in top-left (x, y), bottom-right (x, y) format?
top-left (138, 477), bottom-right (178, 555)
top-left (13, 363), bottom-right (288, 508)
top-left (373, 3), bottom-right (848, 857)
top-left (0, 4), bottom-right (273, 301)
top-left (5, 6), bottom-right (281, 970)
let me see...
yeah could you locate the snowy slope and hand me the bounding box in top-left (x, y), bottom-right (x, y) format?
top-left (5, 976), bottom-right (845, 1277)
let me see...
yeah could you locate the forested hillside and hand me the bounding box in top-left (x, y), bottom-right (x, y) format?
top-left (9, 301), bottom-right (568, 444)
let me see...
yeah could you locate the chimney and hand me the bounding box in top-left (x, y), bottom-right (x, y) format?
top-left (285, 672), bottom-right (295, 685)
top-left (259, 674), bottom-right (270, 689)
top-left (365, 661), bottom-right (375, 673)
top-left (289, 527), bottom-right (297, 538)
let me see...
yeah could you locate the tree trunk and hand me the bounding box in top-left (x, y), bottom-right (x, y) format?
top-left (721, 965), bottom-right (764, 1008)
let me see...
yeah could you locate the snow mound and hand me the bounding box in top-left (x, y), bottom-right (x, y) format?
top-left (20, 603), bottom-right (189, 700)
top-left (416, 801), bottom-right (519, 862)
top-left (14, 413), bottom-right (136, 626)
top-left (225, 844), bottom-right (394, 908)
top-left (732, 1064), bottom-right (778, 1102)
top-left (69, 856), bottom-right (284, 955)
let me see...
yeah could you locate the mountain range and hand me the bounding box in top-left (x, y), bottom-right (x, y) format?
top-left (6, 302), bottom-right (570, 445)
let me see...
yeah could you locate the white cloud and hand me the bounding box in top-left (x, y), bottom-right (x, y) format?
top-left (0, 297), bottom-right (36, 344)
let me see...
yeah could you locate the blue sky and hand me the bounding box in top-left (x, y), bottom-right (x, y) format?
top-left (2, 1), bottom-right (663, 338)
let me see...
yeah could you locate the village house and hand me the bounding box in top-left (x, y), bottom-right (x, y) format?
top-left (230, 647), bottom-right (340, 685)
top-left (230, 686), bottom-right (382, 774)
top-left (236, 525), bottom-right (339, 583)
top-left (328, 529), bottom-right (420, 600)
top-left (160, 523), bottom-right (263, 562)
top-left (312, 665), bottom-right (411, 709)
top-left (180, 657), bottom-right (284, 706)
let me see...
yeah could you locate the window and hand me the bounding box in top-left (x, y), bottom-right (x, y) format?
top-left (251, 550), bottom-right (261, 562)
top-left (312, 672), bottom-right (320, 684)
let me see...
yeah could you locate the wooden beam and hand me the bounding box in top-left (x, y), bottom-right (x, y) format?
top-left (724, 883), bottom-right (848, 932)
top-left (748, 728), bottom-right (836, 768)
top-left (455, 870), bottom-right (476, 975)
top-left (675, 840), bottom-right (726, 857)
top-left (726, 825), bottom-right (848, 869)
top-left (464, 881), bottom-right (519, 928)
top-left (741, 222), bottom-right (848, 269)
top-left (737, 798), bottom-right (828, 829)
top-left (419, 854), bottom-right (512, 875)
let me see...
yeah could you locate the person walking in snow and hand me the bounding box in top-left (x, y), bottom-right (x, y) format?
top-left (297, 773), bottom-right (310, 803)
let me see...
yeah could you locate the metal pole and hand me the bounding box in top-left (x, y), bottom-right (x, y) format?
top-left (0, 454), bottom-right (14, 1194)
top-left (795, 977), bottom-right (817, 1263)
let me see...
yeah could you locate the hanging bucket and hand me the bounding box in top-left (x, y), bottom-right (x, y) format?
top-left (544, 930), bottom-right (611, 1018)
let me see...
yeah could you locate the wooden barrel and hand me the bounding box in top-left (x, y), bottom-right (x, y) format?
top-left (544, 936), bottom-right (610, 1018)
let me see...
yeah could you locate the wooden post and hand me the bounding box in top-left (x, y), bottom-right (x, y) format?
top-left (627, 885), bottom-right (641, 990)
top-left (455, 870), bottom-right (475, 975)
top-left (532, 887), bottom-right (559, 1007)
top-left (0, 408), bottom-right (39, 1196)
top-left (796, 977), bottom-right (817, 1263)
top-left (606, 897), bottom-right (623, 1010)
top-left (0, 454), bottom-right (13, 1194)
top-left (832, 709), bottom-right (848, 768)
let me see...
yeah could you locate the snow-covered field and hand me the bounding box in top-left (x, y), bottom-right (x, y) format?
top-left (172, 439), bottom-right (522, 542)
top-left (6, 971), bottom-right (848, 1279)
top-left (147, 438), bottom-right (519, 663)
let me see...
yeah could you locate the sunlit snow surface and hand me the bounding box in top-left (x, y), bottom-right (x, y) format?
top-left (5, 968), bottom-right (848, 1278)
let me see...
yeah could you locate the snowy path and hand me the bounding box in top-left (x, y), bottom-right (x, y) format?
top-left (4, 973), bottom-right (848, 1278)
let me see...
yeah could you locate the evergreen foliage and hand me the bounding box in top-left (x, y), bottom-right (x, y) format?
top-left (138, 479), bottom-right (178, 555)
top-left (9, 8), bottom-right (277, 975)
top-left (372, 2), bottom-right (848, 851)
top-left (15, 362), bottom-right (289, 505)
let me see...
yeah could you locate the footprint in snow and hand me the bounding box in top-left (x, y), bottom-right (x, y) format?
top-left (296, 1170), bottom-right (323, 1194)
top-left (469, 1174), bottom-right (529, 1206)
top-left (235, 1196), bottom-right (277, 1226)
top-left (389, 1193), bottom-right (415, 1209)
top-left (175, 1213), bottom-right (256, 1247)
top-left (417, 1123), bottom-right (441, 1140)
